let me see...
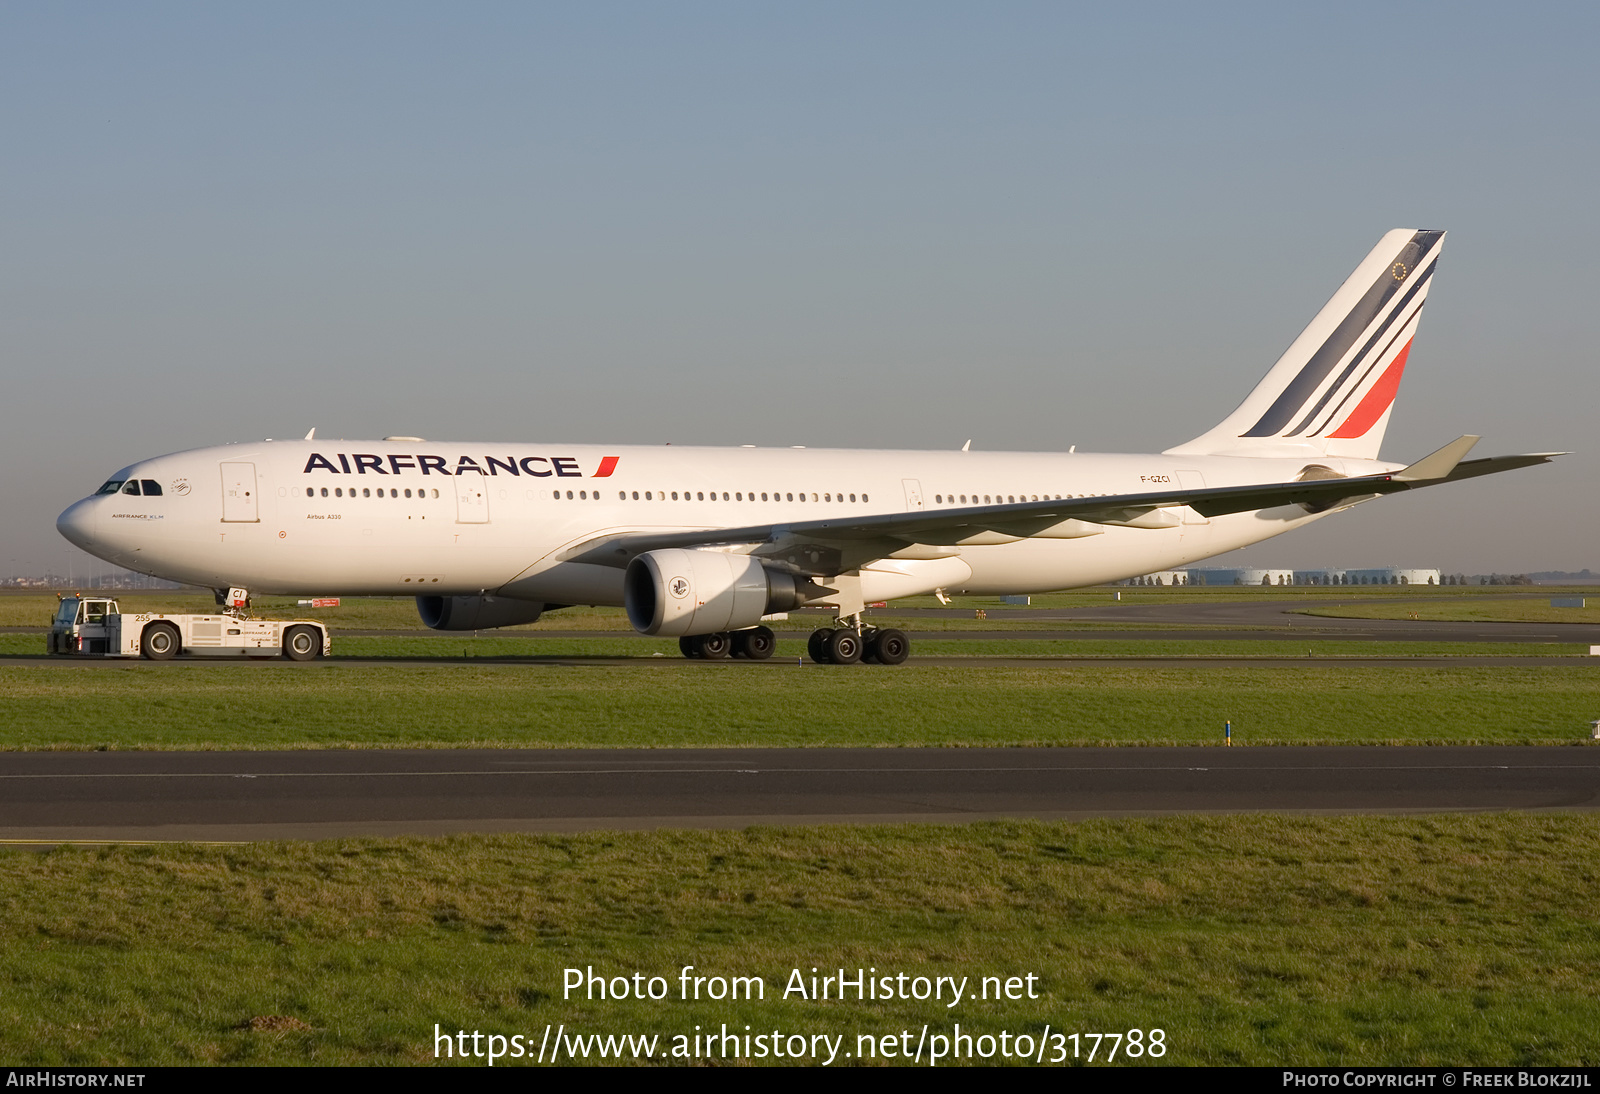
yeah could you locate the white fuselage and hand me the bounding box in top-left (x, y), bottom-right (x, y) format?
top-left (57, 439), bottom-right (1398, 604)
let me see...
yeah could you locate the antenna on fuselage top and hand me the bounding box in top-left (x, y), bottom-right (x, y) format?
top-left (304, 427), bottom-right (316, 440)
top-left (961, 439), bottom-right (971, 452)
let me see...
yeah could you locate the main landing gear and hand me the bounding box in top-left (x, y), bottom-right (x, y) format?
top-left (678, 626), bottom-right (777, 661)
top-left (806, 624), bottom-right (909, 666)
top-left (676, 621), bottom-right (911, 665)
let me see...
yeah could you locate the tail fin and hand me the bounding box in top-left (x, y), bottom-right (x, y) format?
top-left (1166, 229), bottom-right (1445, 460)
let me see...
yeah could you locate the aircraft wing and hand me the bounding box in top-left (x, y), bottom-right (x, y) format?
top-left (556, 439), bottom-right (1561, 574)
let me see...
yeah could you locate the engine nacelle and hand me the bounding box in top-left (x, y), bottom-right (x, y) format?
top-left (625, 549), bottom-right (806, 636)
top-left (416, 595), bottom-right (545, 631)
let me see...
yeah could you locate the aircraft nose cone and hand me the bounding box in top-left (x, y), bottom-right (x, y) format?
top-left (56, 498), bottom-right (100, 552)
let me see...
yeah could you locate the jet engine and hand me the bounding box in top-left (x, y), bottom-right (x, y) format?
top-left (625, 549), bottom-right (810, 636)
top-left (416, 595), bottom-right (545, 631)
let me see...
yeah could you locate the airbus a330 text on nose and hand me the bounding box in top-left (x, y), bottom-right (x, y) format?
top-left (58, 230), bottom-right (1559, 664)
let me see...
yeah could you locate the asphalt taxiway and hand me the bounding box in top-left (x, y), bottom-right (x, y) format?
top-left (1, 746), bottom-right (1596, 844)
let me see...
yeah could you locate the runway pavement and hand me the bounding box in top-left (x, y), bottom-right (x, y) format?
top-left (2, 746), bottom-right (1597, 843)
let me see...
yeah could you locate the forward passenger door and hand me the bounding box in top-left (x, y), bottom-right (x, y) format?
top-left (220, 462), bottom-right (258, 522)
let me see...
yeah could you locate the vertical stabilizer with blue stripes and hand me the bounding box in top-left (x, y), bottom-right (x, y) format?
top-left (1165, 229), bottom-right (1445, 461)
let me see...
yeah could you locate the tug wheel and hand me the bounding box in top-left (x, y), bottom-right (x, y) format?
top-left (142, 622), bottom-right (180, 661)
top-left (283, 625), bottom-right (320, 662)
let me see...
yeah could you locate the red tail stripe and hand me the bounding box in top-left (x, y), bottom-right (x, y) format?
top-left (1327, 339), bottom-right (1413, 439)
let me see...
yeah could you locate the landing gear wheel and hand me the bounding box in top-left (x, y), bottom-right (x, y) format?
top-left (142, 621), bottom-right (180, 661)
top-left (807, 628), bottom-right (835, 664)
top-left (826, 628), bottom-right (863, 665)
top-left (860, 627), bottom-right (881, 664)
top-left (282, 625), bottom-right (320, 662)
top-left (734, 626), bottom-right (776, 661)
top-left (698, 632), bottom-right (732, 660)
top-left (679, 635), bottom-right (702, 659)
top-left (868, 627), bottom-right (909, 665)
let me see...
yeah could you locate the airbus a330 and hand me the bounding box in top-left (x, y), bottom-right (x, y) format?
top-left (57, 229), bottom-right (1558, 664)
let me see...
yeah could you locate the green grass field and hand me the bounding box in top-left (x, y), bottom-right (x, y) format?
top-left (4, 815), bottom-right (1600, 1066)
top-left (3, 662), bottom-right (1595, 749)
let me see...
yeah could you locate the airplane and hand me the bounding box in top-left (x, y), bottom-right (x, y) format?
top-left (56, 229), bottom-right (1559, 664)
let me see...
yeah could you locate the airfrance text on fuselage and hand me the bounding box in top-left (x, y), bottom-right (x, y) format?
top-left (303, 454), bottom-right (620, 479)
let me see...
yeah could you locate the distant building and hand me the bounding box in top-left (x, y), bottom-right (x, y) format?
top-left (1185, 568), bottom-right (1296, 586)
top-left (1124, 566), bottom-right (1440, 587)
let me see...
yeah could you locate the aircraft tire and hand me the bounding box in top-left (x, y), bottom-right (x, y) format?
top-left (142, 622), bottom-right (180, 661)
top-left (735, 626), bottom-right (776, 661)
top-left (679, 635), bottom-right (702, 659)
top-left (282, 625), bottom-right (320, 662)
top-left (826, 628), bottom-right (863, 665)
top-left (868, 627), bottom-right (910, 665)
top-left (859, 627), bottom-right (881, 663)
top-left (807, 628), bottom-right (834, 664)
top-left (699, 632), bottom-right (732, 660)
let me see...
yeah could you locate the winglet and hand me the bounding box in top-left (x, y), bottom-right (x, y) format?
top-left (1393, 435), bottom-right (1479, 482)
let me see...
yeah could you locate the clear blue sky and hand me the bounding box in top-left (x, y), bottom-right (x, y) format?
top-left (4, 2), bottom-right (1596, 576)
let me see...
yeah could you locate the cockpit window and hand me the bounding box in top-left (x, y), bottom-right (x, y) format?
top-left (120, 480), bottom-right (141, 496)
top-left (95, 480), bottom-right (125, 495)
top-left (140, 480), bottom-right (162, 496)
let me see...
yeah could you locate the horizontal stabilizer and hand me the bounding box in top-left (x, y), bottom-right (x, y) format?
top-left (1392, 435), bottom-right (1479, 482)
top-left (1425, 451), bottom-right (1569, 485)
